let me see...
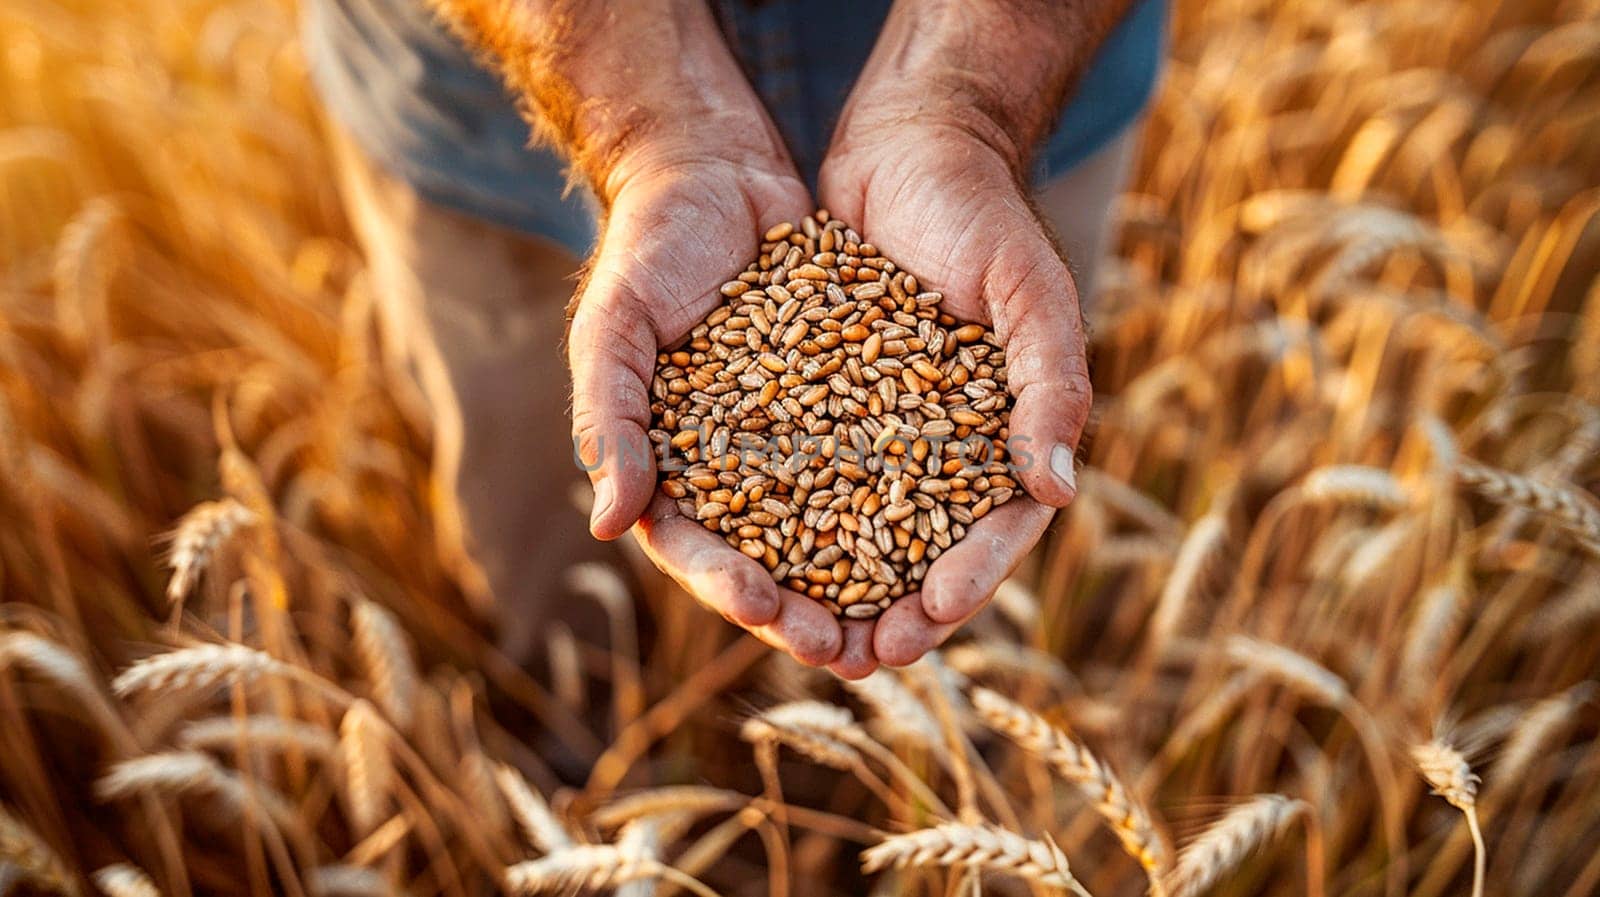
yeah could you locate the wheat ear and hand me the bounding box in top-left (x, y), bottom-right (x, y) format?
top-left (1299, 465), bottom-right (1409, 510)
top-left (862, 823), bottom-right (1090, 897)
top-left (179, 714), bottom-right (339, 758)
top-left (350, 599), bottom-right (419, 730)
top-left (1454, 458), bottom-right (1600, 557)
top-left (339, 700), bottom-right (393, 837)
top-left (1412, 739), bottom-right (1484, 897)
top-left (92, 863), bottom-right (158, 897)
top-left (305, 864), bottom-right (387, 897)
top-left (165, 499), bottom-right (256, 604)
top-left (972, 688), bottom-right (1167, 881)
top-left (97, 751), bottom-right (300, 834)
top-left (591, 787), bottom-right (748, 830)
top-left (504, 845), bottom-right (720, 897)
top-left (112, 643), bottom-right (348, 704)
top-left (0, 804), bottom-right (77, 896)
top-left (494, 763), bottom-right (574, 853)
top-left (1165, 795), bottom-right (1307, 897)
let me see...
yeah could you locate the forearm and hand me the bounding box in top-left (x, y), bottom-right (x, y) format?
top-left (427, 0), bottom-right (786, 203)
top-left (835, 0), bottom-right (1135, 173)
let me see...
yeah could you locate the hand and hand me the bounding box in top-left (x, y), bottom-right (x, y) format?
top-left (568, 145), bottom-right (849, 669)
top-left (815, 115), bottom-right (1092, 673)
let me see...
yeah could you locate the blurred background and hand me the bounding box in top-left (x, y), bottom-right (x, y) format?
top-left (1, 0), bottom-right (1598, 896)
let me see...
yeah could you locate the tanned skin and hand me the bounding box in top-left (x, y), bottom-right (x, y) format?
top-left (423, 0), bottom-right (1133, 678)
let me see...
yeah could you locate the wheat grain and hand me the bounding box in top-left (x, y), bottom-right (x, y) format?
top-left (861, 823), bottom-right (1089, 897)
top-left (972, 687), bottom-right (1167, 877)
top-left (651, 212), bottom-right (1019, 618)
top-left (1165, 795), bottom-right (1306, 897)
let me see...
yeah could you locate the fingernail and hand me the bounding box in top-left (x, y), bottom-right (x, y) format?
top-left (1050, 444), bottom-right (1078, 496)
top-left (590, 477), bottom-right (614, 530)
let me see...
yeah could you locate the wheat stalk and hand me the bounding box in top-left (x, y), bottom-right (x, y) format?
top-left (1412, 739), bottom-right (1484, 897)
top-left (92, 863), bottom-right (158, 897)
top-left (164, 499), bottom-right (256, 604)
top-left (1165, 795), bottom-right (1307, 897)
top-left (971, 687), bottom-right (1167, 882)
top-left (351, 599), bottom-right (418, 730)
top-left (861, 823), bottom-right (1090, 897)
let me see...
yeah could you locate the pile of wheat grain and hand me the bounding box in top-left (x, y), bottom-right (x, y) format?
top-left (1, 0), bottom-right (1597, 894)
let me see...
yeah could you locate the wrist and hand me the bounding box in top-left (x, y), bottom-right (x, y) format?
top-left (833, 0), bottom-right (1133, 177)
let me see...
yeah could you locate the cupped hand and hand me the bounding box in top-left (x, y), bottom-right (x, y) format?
top-left (567, 145), bottom-right (848, 669)
top-left (816, 116), bottom-right (1093, 669)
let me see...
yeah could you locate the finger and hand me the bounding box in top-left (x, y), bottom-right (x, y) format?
top-left (920, 496), bottom-right (1054, 624)
top-left (634, 494), bottom-right (780, 628)
top-left (634, 496), bottom-right (844, 666)
top-left (754, 589), bottom-right (846, 667)
top-left (986, 225), bottom-right (1092, 509)
top-left (873, 593), bottom-right (958, 668)
top-left (568, 269), bottom-right (660, 540)
top-left (876, 498), bottom-right (1055, 667)
top-left (827, 619), bottom-right (880, 680)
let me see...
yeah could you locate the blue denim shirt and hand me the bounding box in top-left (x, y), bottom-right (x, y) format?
top-left (304, 0), bottom-right (1166, 256)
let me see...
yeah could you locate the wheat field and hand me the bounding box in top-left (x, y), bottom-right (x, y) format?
top-left (2, 0), bottom-right (1599, 895)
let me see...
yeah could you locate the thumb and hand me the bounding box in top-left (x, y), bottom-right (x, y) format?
top-left (988, 229), bottom-right (1092, 508)
top-left (568, 268), bottom-right (659, 540)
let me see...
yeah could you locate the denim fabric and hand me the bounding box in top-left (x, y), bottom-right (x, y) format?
top-left (303, 0), bottom-right (1167, 256)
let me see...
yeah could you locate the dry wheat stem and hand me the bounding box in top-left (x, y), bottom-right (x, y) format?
top-left (861, 823), bottom-right (1090, 897)
top-left (971, 687), bottom-right (1167, 884)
